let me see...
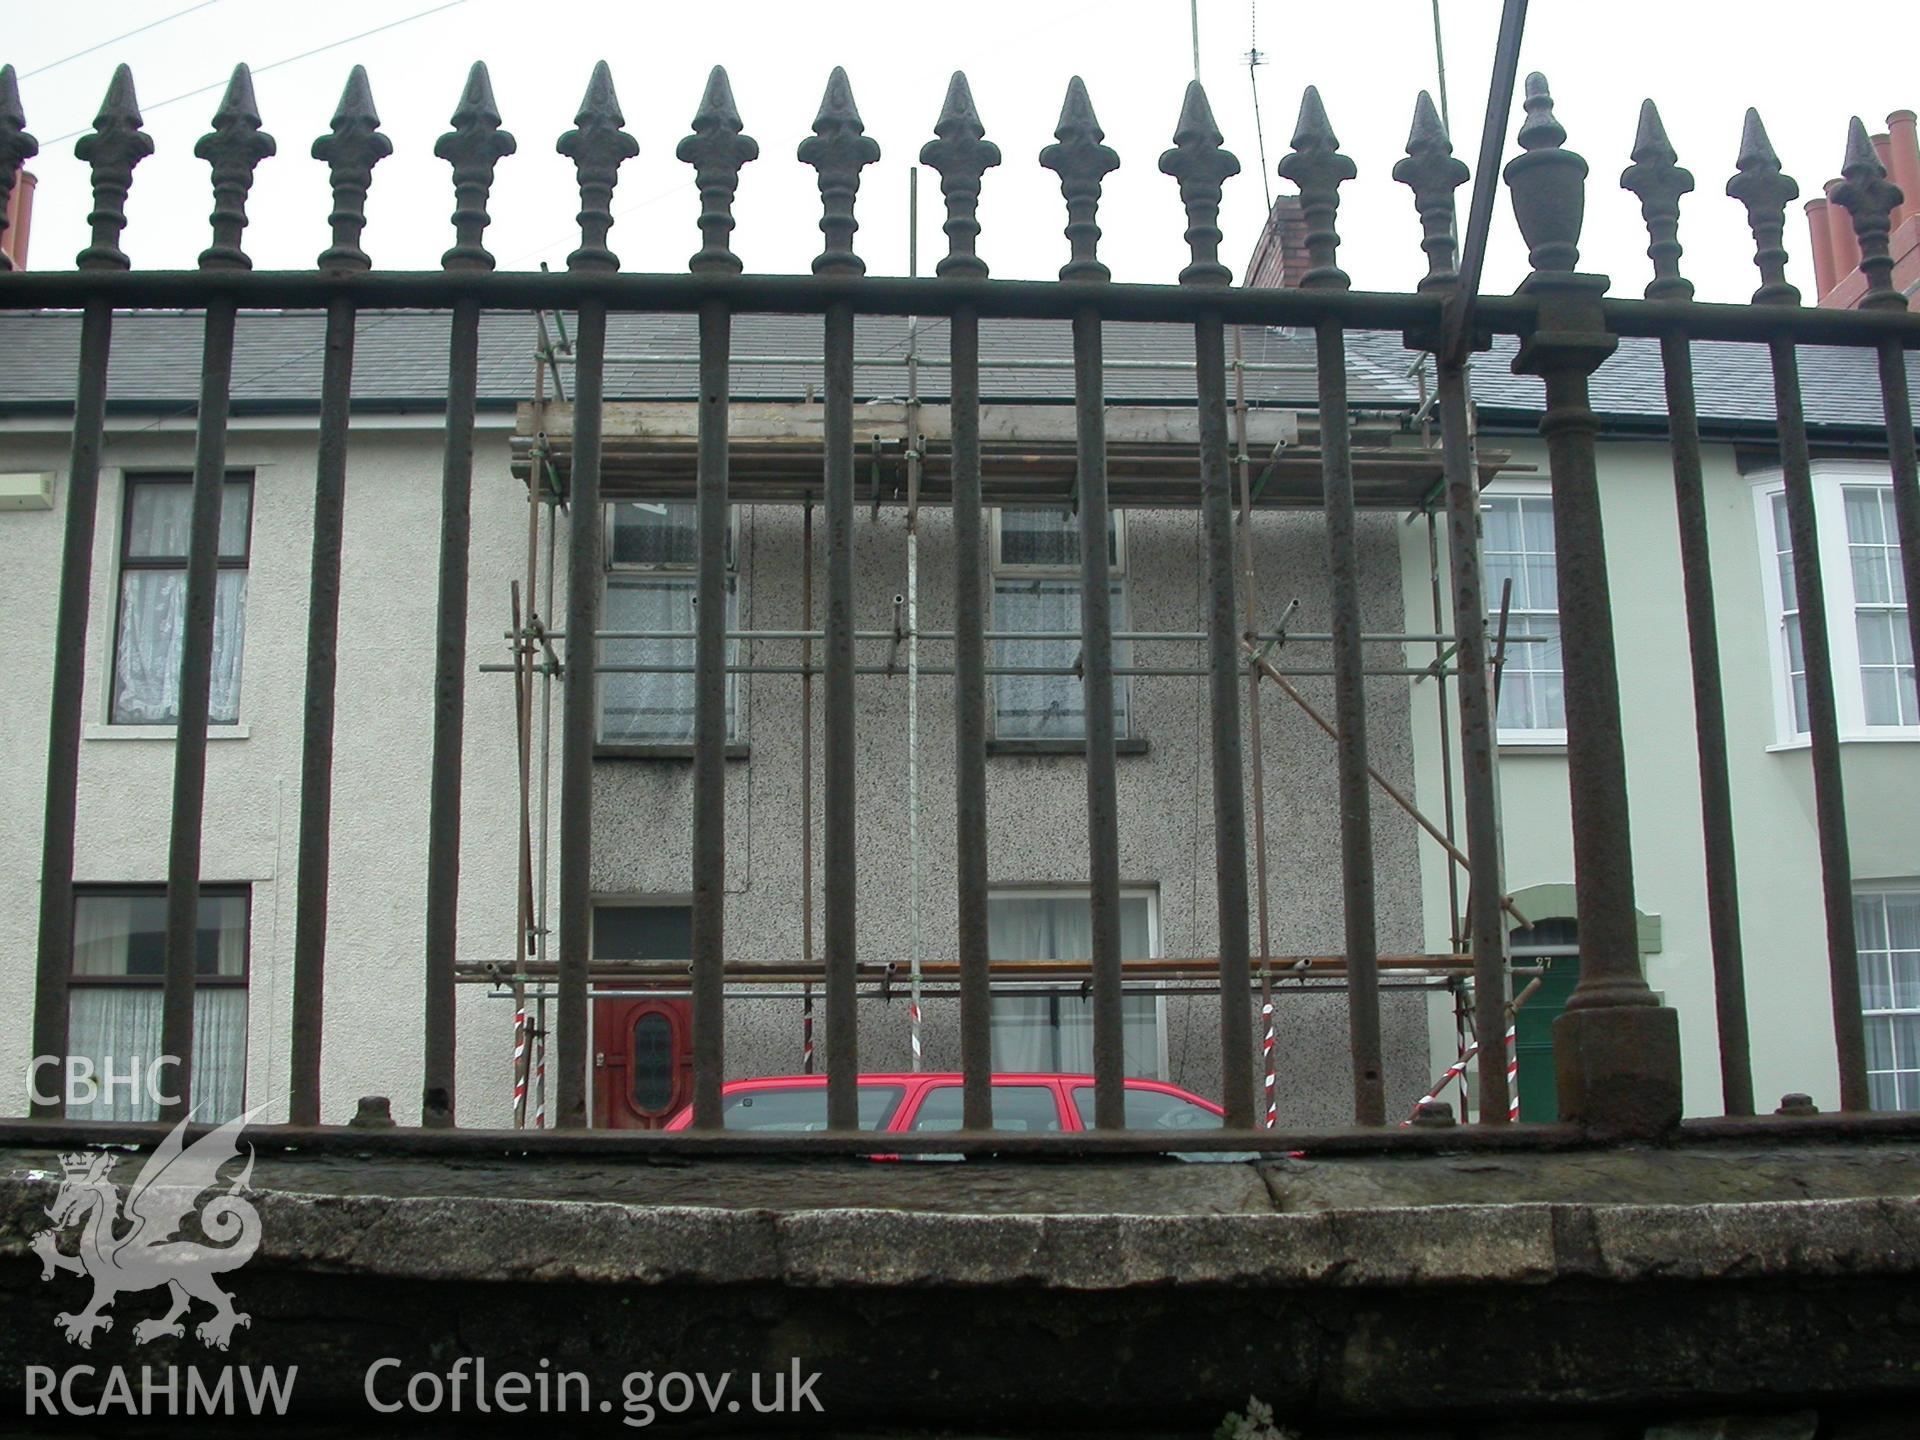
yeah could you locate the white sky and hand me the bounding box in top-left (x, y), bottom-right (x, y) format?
top-left (3, 1), bottom-right (1914, 304)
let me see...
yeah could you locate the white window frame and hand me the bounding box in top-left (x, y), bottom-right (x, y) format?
top-left (598, 501), bottom-right (742, 744)
top-left (984, 883), bottom-right (1168, 1079)
top-left (1752, 463), bottom-right (1919, 748)
top-left (1480, 480), bottom-right (1565, 746)
top-left (1857, 883), bottom-right (1920, 1113)
top-left (987, 507), bottom-right (1131, 740)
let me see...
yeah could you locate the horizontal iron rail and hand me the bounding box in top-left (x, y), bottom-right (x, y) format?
top-left (5, 271), bottom-right (1920, 344)
top-left (4, 1112), bottom-right (1918, 1159)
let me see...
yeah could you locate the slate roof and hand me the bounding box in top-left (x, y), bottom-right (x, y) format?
top-left (1343, 330), bottom-right (1920, 439)
top-left (0, 309), bottom-right (1912, 439)
top-left (0, 311), bottom-right (1402, 415)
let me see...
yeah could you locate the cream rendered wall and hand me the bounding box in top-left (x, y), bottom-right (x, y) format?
top-left (1406, 433), bottom-right (1920, 1119)
top-left (0, 415), bottom-right (532, 1126)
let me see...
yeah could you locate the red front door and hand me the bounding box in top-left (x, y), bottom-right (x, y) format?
top-left (592, 997), bottom-right (693, 1129)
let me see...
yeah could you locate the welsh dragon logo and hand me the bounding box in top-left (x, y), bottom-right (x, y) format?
top-left (30, 1108), bottom-right (263, 1350)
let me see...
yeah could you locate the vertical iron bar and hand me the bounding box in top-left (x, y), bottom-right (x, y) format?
top-left (801, 499), bottom-right (816, 1074)
top-left (1428, 508), bottom-right (1463, 950)
top-left (1659, 331), bottom-right (1753, 1116)
top-left (1233, 334), bottom-right (1277, 1125)
top-left (952, 302), bottom-right (993, 1130)
top-left (159, 295), bottom-right (238, 1126)
top-left (690, 297), bottom-right (729, 1127)
top-left (824, 298), bottom-right (859, 1130)
top-left (288, 295), bottom-right (357, 1125)
top-left (1074, 304), bottom-right (1125, 1129)
top-left (1319, 319), bottom-right (1383, 1125)
top-left (1541, 357), bottom-right (1653, 1006)
top-left (1876, 337), bottom-right (1920, 723)
top-left (1196, 311), bottom-right (1254, 1127)
top-left (30, 299), bottom-right (114, 1118)
top-left (1770, 336), bottom-right (1868, 1110)
top-left (422, 296), bottom-right (481, 1127)
top-left (557, 298), bottom-right (606, 1129)
top-left (1437, 359), bottom-right (1509, 1124)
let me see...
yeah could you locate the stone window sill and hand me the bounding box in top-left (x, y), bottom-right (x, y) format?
top-left (595, 743), bottom-right (750, 761)
top-left (84, 723), bottom-right (251, 742)
top-left (985, 738), bottom-right (1150, 758)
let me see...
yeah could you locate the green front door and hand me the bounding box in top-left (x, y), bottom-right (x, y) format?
top-left (1514, 953), bottom-right (1580, 1122)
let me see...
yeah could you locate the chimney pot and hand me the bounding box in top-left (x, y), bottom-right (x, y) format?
top-left (1825, 177), bottom-right (1864, 280)
top-left (1805, 197), bottom-right (1836, 298)
top-left (1885, 109), bottom-right (1920, 230)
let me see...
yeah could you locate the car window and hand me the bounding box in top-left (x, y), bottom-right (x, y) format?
top-left (1072, 1086), bottom-right (1223, 1131)
top-left (720, 1085), bottom-right (903, 1132)
top-left (908, 1084), bottom-right (1061, 1133)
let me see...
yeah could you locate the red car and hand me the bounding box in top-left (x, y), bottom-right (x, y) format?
top-left (663, 1072), bottom-right (1226, 1135)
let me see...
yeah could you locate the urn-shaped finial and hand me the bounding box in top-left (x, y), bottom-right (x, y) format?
top-left (919, 72), bottom-right (1000, 280)
top-left (1503, 72), bottom-right (1587, 276)
top-left (676, 66), bottom-right (758, 275)
top-left (1158, 81), bottom-right (1241, 287)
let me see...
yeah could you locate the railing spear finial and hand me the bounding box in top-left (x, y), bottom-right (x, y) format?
top-left (1619, 99), bottom-right (1694, 302)
top-left (1392, 89), bottom-right (1468, 295)
top-left (313, 66), bottom-right (391, 273)
top-left (1832, 115), bottom-right (1907, 311)
top-left (436, 62), bottom-right (516, 273)
top-left (677, 65), bottom-right (758, 276)
top-left (0, 65), bottom-right (38, 272)
top-left (195, 64), bottom-right (276, 272)
top-left (1726, 108), bottom-right (1801, 307)
top-left (1275, 85), bottom-right (1356, 291)
top-left (1040, 76), bottom-right (1119, 283)
top-left (920, 71), bottom-right (999, 280)
top-left (797, 66), bottom-right (880, 278)
top-left (1503, 71), bottom-right (1586, 279)
top-left (557, 61), bottom-right (639, 274)
top-left (1158, 79), bottom-right (1240, 287)
top-left (74, 64), bottom-right (153, 271)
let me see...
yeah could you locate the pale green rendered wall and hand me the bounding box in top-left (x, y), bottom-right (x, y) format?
top-left (1405, 434), bottom-right (1920, 1119)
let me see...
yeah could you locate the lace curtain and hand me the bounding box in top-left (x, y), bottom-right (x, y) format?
top-left (67, 891), bottom-right (248, 1122)
top-left (987, 894), bottom-right (1159, 1076)
top-left (111, 481), bottom-right (250, 724)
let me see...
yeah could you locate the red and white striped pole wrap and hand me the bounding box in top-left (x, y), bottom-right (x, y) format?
top-left (802, 990), bottom-right (815, 1074)
top-left (909, 1000), bottom-right (923, 1071)
top-left (1399, 1040), bottom-right (1479, 1126)
top-left (533, 1025), bottom-right (547, 1129)
top-left (1505, 1024), bottom-right (1520, 1122)
top-left (512, 1006), bottom-right (527, 1123)
top-left (1261, 1000), bottom-right (1276, 1128)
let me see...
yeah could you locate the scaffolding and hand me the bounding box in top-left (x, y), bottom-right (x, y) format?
top-left (466, 300), bottom-right (1538, 1129)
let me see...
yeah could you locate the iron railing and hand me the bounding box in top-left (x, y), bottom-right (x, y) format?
top-left (2, 38), bottom-right (1917, 1150)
